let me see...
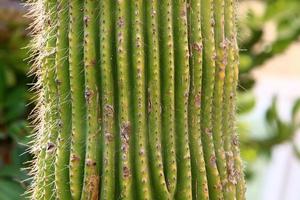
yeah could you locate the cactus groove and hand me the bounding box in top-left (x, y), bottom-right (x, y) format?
top-left (28, 0), bottom-right (246, 199)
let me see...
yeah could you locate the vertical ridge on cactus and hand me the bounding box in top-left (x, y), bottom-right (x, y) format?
top-left (98, 0), bottom-right (115, 199)
top-left (54, 0), bottom-right (72, 199)
top-left (212, 0), bottom-right (232, 198)
top-left (68, 0), bottom-right (87, 199)
top-left (187, 0), bottom-right (210, 199)
top-left (28, 0), bottom-right (246, 199)
top-left (145, 0), bottom-right (170, 198)
top-left (41, 0), bottom-right (59, 199)
top-left (81, 0), bottom-right (101, 199)
top-left (173, 1), bottom-right (192, 199)
top-left (115, 0), bottom-right (133, 199)
top-left (158, 0), bottom-right (177, 197)
top-left (199, 0), bottom-right (224, 199)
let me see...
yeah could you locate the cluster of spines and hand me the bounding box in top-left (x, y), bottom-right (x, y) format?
top-left (27, 0), bottom-right (246, 199)
top-left (25, 0), bottom-right (45, 198)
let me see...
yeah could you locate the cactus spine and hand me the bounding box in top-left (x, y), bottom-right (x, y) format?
top-left (28, 0), bottom-right (246, 199)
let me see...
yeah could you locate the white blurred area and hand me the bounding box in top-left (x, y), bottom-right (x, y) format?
top-left (247, 42), bottom-right (300, 200)
top-left (239, 1), bottom-right (300, 199)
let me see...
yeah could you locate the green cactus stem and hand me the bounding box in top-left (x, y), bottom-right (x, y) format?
top-left (54, 0), bottom-right (72, 199)
top-left (28, 0), bottom-right (246, 199)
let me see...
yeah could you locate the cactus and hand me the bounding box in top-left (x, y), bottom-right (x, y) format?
top-left (28, 0), bottom-right (246, 199)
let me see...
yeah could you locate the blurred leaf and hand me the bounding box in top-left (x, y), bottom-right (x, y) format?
top-left (0, 165), bottom-right (20, 178)
top-left (293, 141), bottom-right (300, 160)
top-left (239, 54), bottom-right (253, 73)
top-left (265, 97), bottom-right (278, 124)
top-left (239, 10), bottom-right (264, 50)
top-left (5, 67), bottom-right (17, 87)
top-left (241, 147), bottom-right (258, 163)
top-left (0, 2), bottom-right (32, 194)
top-left (0, 139), bottom-right (32, 190)
top-left (3, 86), bottom-right (27, 123)
top-left (292, 99), bottom-right (300, 123)
top-left (238, 74), bottom-right (255, 91)
top-left (0, 64), bottom-right (5, 105)
top-left (237, 92), bottom-right (256, 114)
top-left (0, 178), bottom-right (25, 200)
top-left (8, 120), bottom-right (31, 145)
top-left (265, 0), bottom-right (300, 21)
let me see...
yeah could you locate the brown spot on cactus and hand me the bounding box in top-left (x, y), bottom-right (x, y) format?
top-left (104, 104), bottom-right (114, 117)
top-left (123, 166), bottom-right (131, 178)
top-left (86, 159), bottom-right (97, 167)
top-left (121, 122), bottom-right (131, 144)
top-left (84, 16), bottom-right (89, 27)
top-left (85, 88), bottom-right (93, 102)
top-left (70, 154), bottom-right (80, 163)
top-left (105, 132), bottom-right (114, 142)
top-left (117, 17), bottom-right (125, 28)
top-left (86, 175), bottom-right (100, 200)
top-left (210, 156), bottom-right (217, 167)
top-left (192, 42), bottom-right (203, 53)
top-left (46, 142), bottom-right (55, 153)
top-left (232, 134), bottom-right (239, 146)
top-left (90, 59), bottom-right (97, 67)
top-left (195, 92), bottom-right (201, 108)
top-left (148, 97), bottom-right (152, 114)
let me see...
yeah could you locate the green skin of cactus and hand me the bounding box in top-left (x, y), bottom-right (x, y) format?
top-left (30, 0), bottom-right (246, 199)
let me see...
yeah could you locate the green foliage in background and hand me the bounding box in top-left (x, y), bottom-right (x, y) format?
top-left (0, 1), bottom-right (32, 199)
top-left (237, 0), bottom-right (300, 180)
top-left (241, 98), bottom-right (300, 165)
top-left (238, 0), bottom-right (300, 90)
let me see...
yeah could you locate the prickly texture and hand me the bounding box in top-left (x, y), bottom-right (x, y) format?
top-left (54, 0), bottom-right (72, 199)
top-left (68, 0), bottom-right (86, 199)
top-left (28, 0), bottom-right (246, 199)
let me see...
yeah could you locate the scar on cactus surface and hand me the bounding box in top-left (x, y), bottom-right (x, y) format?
top-left (27, 0), bottom-right (246, 199)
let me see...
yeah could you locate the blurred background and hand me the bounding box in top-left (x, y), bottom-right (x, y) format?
top-left (0, 0), bottom-right (299, 199)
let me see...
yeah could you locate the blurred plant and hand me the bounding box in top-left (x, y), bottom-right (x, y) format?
top-left (237, 0), bottom-right (300, 179)
top-left (238, 0), bottom-right (300, 91)
top-left (240, 98), bottom-right (300, 179)
top-left (243, 97), bottom-right (300, 155)
top-left (0, 1), bottom-right (32, 199)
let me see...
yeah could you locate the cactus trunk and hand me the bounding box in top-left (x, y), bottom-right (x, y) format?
top-left (28, 0), bottom-right (246, 199)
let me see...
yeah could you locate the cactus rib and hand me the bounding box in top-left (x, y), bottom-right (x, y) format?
top-left (68, 0), bottom-right (86, 198)
top-left (173, 1), bottom-right (193, 199)
top-left (187, 0), bottom-right (210, 198)
top-left (145, 0), bottom-right (170, 199)
top-left (54, 0), bottom-right (72, 198)
top-left (116, 0), bottom-right (134, 198)
top-left (81, 0), bottom-right (101, 199)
